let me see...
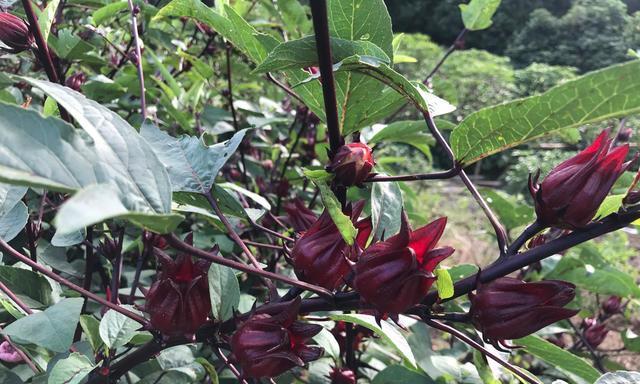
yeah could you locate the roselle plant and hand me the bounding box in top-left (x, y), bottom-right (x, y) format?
top-left (0, 0), bottom-right (638, 383)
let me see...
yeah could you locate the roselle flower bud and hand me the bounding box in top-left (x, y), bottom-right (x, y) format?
top-left (292, 201), bottom-right (372, 290)
top-left (328, 367), bottom-right (356, 384)
top-left (582, 318), bottom-right (608, 348)
top-left (0, 341), bottom-right (22, 363)
top-left (65, 72), bottom-right (86, 92)
top-left (283, 198), bottom-right (317, 233)
top-left (0, 13), bottom-right (34, 54)
top-left (145, 249), bottom-right (211, 337)
top-left (353, 213), bottom-right (454, 315)
top-left (469, 277), bottom-right (578, 347)
top-left (617, 127), bottom-right (633, 143)
top-left (231, 298), bottom-right (323, 378)
top-left (602, 295), bottom-right (622, 315)
top-left (529, 131), bottom-right (634, 229)
top-left (327, 143), bottom-right (375, 187)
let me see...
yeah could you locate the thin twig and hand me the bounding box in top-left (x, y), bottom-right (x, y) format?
top-left (126, 0), bottom-right (147, 119)
top-left (505, 220), bottom-right (545, 256)
top-left (568, 321), bottom-right (606, 373)
top-left (214, 347), bottom-right (248, 384)
top-left (365, 167), bottom-right (460, 182)
top-left (0, 281), bottom-right (33, 315)
top-left (424, 29), bottom-right (467, 84)
top-left (205, 190), bottom-right (276, 292)
top-left (266, 73), bottom-right (305, 104)
top-left (422, 112), bottom-right (509, 255)
top-left (164, 234), bottom-right (332, 298)
top-left (0, 327), bottom-right (39, 373)
top-left (0, 238), bottom-right (149, 326)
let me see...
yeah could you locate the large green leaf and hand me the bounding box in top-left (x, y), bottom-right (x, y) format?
top-left (459, 0), bottom-right (502, 31)
top-left (330, 313), bottom-right (416, 369)
top-left (516, 335), bottom-right (601, 384)
top-left (0, 265), bottom-right (53, 308)
top-left (154, 0), bottom-right (273, 64)
top-left (327, 0), bottom-right (393, 59)
top-left (371, 179), bottom-right (403, 241)
top-left (451, 60), bottom-right (640, 164)
top-left (99, 306), bottom-right (145, 349)
top-left (140, 122), bottom-right (247, 194)
top-left (254, 36), bottom-right (390, 73)
top-left (49, 352), bottom-right (96, 384)
top-left (3, 298), bottom-right (83, 353)
top-left (298, 55), bottom-right (456, 135)
top-left (0, 183), bottom-right (28, 242)
top-left (368, 120), bottom-right (436, 159)
top-left (208, 263), bottom-right (240, 322)
top-left (0, 78), bottom-right (181, 234)
top-left (595, 371), bottom-right (640, 384)
top-left (372, 365), bottom-right (434, 384)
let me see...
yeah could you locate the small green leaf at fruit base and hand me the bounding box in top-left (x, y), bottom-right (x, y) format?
top-left (435, 268), bottom-right (454, 300)
top-left (79, 315), bottom-right (103, 352)
top-left (208, 263), bottom-right (241, 322)
top-left (303, 168), bottom-right (333, 182)
top-left (315, 182), bottom-right (357, 246)
top-left (459, 0), bottom-right (502, 31)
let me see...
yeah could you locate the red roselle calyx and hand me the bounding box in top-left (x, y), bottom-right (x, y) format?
top-left (529, 130), bottom-right (634, 229)
top-left (292, 201), bottom-right (372, 290)
top-left (65, 72), bottom-right (86, 92)
top-left (353, 213), bottom-right (454, 315)
top-left (145, 244), bottom-right (211, 337)
top-left (582, 317), bottom-right (609, 348)
top-left (0, 13), bottom-right (34, 54)
top-left (469, 277), bottom-right (578, 348)
top-left (327, 143), bottom-right (375, 187)
top-left (230, 298), bottom-right (323, 378)
top-left (283, 198), bottom-right (318, 233)
top-left (602, 295), bottom-right (622, 315)
top-left (328, 367), bottom-right (356, 384)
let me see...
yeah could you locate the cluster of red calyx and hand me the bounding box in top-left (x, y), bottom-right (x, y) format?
top-left (230, 298), bottom-right (323, 379)
top-left (328, 367), bottom-right (356, 384)
top-left (0, 13), bottom-right (34, 54)
top-left (283, 198), bottom-right (317, 233)
top-left (582, 317), bottom-right (609, 348)
top-left (144, 236), bottom-right (211, 337)
top-left (327, 143), bottom-right (375, 187)
top-left (292, 201), bottom-right (372, 290)
top-left (469, 277), bottom-right (578, 350)
top-left (529, 130), bottom-right (634, 229)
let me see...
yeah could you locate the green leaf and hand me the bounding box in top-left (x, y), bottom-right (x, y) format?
top-left (0, 77), bottom-right (179, 234)
top-left (0, 366), bottom-right (22, 384)
top-left (298, 55), bottom-right (455, 135)
top-left (482, 189), bottom-right (534, 230)
top-left (315, 182), bottom-right (357, 245)
top-left (208, 263), bottom-right (240, 322)
top-left (3, 298), bottom-right (83, 353)
top-left (48, 352), bottom-right (96, 384)
top-left (275, 0), bottom-right (311, 37)
top-left (0, 183), bottom-right (27, 242)
top-left (451, 61), bottom-right (640, 165)
top-left (79, 315), bottom-right (103, 352)
top-left (48, 29), bottom-right (96, 60)
top-left (330, 313), bottom-right (416, 369)
top-left (595, 371), bottom-right (640, 384)
top-left (312, 328), bottom-right (341, 361)
top-left (515, 335), bottom-right (601, 383)
top-left (140, 122), bottom-right (247, 194)
top-left (622, 329), bottom-right (640, 352)
top-left (99, 306), bottom-right (144, 349)
top-left (372, 365), bottom-right (433, 383)
top-left (195, 357), bottom-right (219, 384)
top-left (459, 0), bottom-right (501, 31)
top-left (303, 168), bottom-right (333, 182)
top-left (254, 36), bottom-right (389, 73)
top-left (155, 0), bottom-right (274, 64)
top-left (0, 265), bottom-right (53, 308)
top-left (473, 350), bottom-right (500, 384)
top-left (368, 120), bottom-right (436, 159)
top-left (371, 179), bottom-right (403, 241)
top-left (92, 1), bottom-right (158, 26)
top-left (327, 0), bottom-right (393, 59)
top-left (595, 194), bottom-right (625, 220)
top-left (434, 268), bottom-right (454, 300)
top-left (37, 0), bottom-right (61, 43)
